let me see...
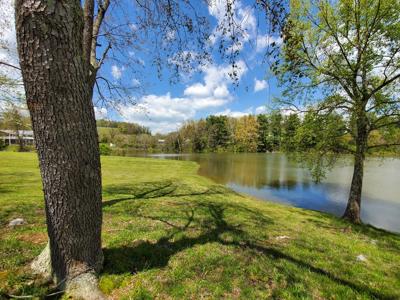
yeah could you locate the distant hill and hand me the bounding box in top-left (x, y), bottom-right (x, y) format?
top-left (96, 119), bottom-right (150, 135)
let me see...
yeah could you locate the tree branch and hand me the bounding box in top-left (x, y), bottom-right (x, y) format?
top-left (91, 0), bottom-right (110, 67)
top-left (0, 61), bottom-right (21, 70)
top-left (83, 0), bottom-right (95, 66)
top-left (369, 73), bottom-right (400, 98)
top-left (368, 143), bottom-right (400, 150)
top-left (97, 43), bottom-right (112, 70)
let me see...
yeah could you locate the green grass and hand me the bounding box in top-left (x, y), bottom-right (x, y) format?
top-left (0, 152), bottom-right (399, 299)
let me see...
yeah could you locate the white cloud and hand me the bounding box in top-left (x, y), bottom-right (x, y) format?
top-left (94, 107), bottom-right (108, 119)
top-left (120, 61), bottom-right (248, 133)
top-left (215, 108), bottom-right (253, 118)
top-left (208, 1), bottom-right (282, 58)
top-left (256, 35), bottom-right (283, 53)
top-left (254, 78), bottom-right (268, 92)
top-left (208, 0), bottom-right (256, 52)
top-left (183, 60), bottom-right (247, 107)
top-left (119, 93), bottom-right (193, 133)
top-left (255, 105), bottom-right (267, 114)
top-left (111, 65), bottom-right (123, 79)
top-left (184, 83), bottom-right (210, 98)
top-left (214, 85), bottom-right (230, 98)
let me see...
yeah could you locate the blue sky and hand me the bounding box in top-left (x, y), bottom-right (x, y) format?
top-left (0, 0), bottom-right (284, 134)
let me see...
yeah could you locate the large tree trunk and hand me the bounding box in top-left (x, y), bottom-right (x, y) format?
top-left (343, 114), bottom-right (368, 224)
top-left (15, 0), bottom-right (104, 297)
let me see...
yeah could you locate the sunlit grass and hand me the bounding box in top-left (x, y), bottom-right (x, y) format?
top-left (0, 152), bottom-right (399, 299)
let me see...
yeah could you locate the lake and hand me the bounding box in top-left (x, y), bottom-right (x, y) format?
top-left (140, 153), bottom-right (400, 233)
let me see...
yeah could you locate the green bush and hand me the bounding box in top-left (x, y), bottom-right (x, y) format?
top-left (0, 139), bottom-right (5, 151)
top-left (99, 143), bottom-right (112, 156)
top-left (22, 145), bottom-right (36, 152)
top-left (4, 145), bottom-right (20, 152)
top-left (2, 144), bottom-right (35, 152)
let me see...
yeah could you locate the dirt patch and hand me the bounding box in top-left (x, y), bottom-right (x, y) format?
top-left (18, 232), bottom-right (47, 244)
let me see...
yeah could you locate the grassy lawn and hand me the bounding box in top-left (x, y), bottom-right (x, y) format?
top-left (0, 152), bottom-right (399, 299)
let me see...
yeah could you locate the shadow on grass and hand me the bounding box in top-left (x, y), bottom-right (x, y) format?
top-left (307, 217), bottom-right (400, 253)
top-left (103, 201), bottom-right (268, 273)
top-left (101, 180), bottom-right (397, 300)
top-left (102, 181), bottom-right (229, 207)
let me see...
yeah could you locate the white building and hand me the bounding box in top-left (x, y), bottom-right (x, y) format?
top-left (0, 130), bottom-right (35, 145)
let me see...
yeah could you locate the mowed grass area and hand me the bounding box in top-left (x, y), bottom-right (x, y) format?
top-left (0, 153), bottom-right (399, 299)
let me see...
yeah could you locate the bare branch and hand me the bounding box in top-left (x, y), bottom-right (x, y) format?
top-left (91, 0), bottom-right (110, 67)
top-left (368, 143), bottom-right (400, 150)
top-left (83, 0), bottom-right (95, 65)
top-left (0, 61), bottom-right (21, 70)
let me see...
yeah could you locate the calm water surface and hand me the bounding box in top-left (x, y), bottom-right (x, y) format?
top-left (144, 153), bottom-right (400, 233)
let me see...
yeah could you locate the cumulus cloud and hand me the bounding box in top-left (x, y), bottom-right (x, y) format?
top-left (119, 61), bottom-right (248, 133)
top-left (254, 78), bottom-right (268, 92)
top-left (255, 105), bottom-right (268, 114)
top-left (215, 107), bottom-right (253, 118)
top-left (184, 60), bottom-right (246, 102)
top-left (119, 93), bottom-right (193, 133)
top-left (111, 65), bottom-right (123, 79)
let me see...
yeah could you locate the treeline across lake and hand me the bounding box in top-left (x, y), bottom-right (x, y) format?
top-left (2, 110), bottom-right (398, 156)
top-left (162, 112), bottom-right (400, 155)
top-left (97, 111), bottom-right (399, 155)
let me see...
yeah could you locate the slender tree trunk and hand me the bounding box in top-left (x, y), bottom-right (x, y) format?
top-left (343, 113), bottom-right (368, 224)
top-left (15, 0), bottom-right (104, 297)
top-left (17, 133), bottom-right (24, 152)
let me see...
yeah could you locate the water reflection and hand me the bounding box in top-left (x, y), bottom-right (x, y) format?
top-left (145, 153), bottom-right (400, 233)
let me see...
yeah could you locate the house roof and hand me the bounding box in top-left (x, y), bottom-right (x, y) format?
top-left (0, 130), bottom-right (34, 136)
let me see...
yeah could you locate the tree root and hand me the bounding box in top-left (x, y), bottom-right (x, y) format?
top-left (31, 242), bottom-right (53, 282)
top-left (31, 244), bottom-right (106, 299)
top-left (65, 272), bottom-right (106, 300)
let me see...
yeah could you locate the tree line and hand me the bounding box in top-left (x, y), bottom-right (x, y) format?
top-left (162, 111), bottom-right (399, 156)
top-left (3, 108), bottom-right (398, 159)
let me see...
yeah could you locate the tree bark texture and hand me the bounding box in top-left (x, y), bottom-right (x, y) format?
top-left (343, 112), bottom-right (368, 224)
top-left (15, 0), bottom-right (103, 286)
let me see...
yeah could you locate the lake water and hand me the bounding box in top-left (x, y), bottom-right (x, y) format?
top-left (142, 153), bottom-right (400, 233)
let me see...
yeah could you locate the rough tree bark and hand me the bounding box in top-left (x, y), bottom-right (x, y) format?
top-left (15, 0), bottom-right (104, 298)
top-left (343, 110), bottom-right (368, 224)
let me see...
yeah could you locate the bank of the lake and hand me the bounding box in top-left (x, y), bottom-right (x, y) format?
top-left (0, 152), bottom-right (399, 299)
top-left (141, 153), bottom-right (400, 233)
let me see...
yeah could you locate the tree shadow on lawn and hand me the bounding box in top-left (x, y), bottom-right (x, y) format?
top-left (102, 200), bottom-right (272, 272)
top-left (306, 217), bottom-right (400, 253)
top-left (101, 182), bottom-right (397, 300)
top-left (103, 180), bottom-right (235, 206)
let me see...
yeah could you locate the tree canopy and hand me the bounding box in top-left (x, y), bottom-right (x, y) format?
top-left (276, 0), bottom-right (400, 222)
